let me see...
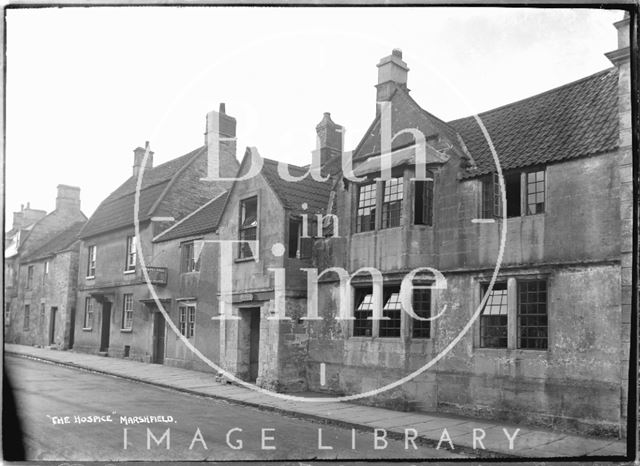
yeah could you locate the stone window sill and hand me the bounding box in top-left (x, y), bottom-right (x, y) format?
top-left (86, 276), bottom-right (95, 280)
top-left (82, 327), bottom-right (92, 332)
top-left (123, 269), bottom-right (136, 275)
top-left (120, 328), bottom-right (133, 333)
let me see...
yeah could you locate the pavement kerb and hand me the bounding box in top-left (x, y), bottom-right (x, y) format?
top-left (6, 350), bottom-right (521, 459)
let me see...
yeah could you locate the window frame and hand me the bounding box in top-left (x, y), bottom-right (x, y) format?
top-left (517, 279), bottom-right (548, 350)
top-left (479, 282), bottom-right (509, 348)
top-left (125, 235), bottom-right (137, 272)
top-left (525, 169), bottom-right (546, 215)
top-left (476, 277), bottom-right (549, 351)
top-left (352, 287), bottom-right (374, 337)
top-left (86, 245), bottom-right (96, 278)
top-left (121, 293), bottom-right (134, 331)
top-left (411, 288), bottom-right (432, 339)
top-left (355, 182), bottom-right (377, 233)
top-left (238, 196), bottom-right (258, 260)
top-left (83, 297), bottom-right (94, 330)
top-left (26, 265), bottom-right (34, 289)
top-left (414, 174), bottom-right (434, 226)
top-left (180, 241), bottom-right (200, 273)
top-left (23, 304), bottom-right (30, 331)
top-left (381, 176), bottom-right (404, 229)
top-left (379, 286), bottom-right (402, 338)
top-left (178, 304), bottom-right (196, 338)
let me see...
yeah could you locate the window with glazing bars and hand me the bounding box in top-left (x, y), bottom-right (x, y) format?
top-left (181, 241), bottom-right (200, 273)
top-left (27, 265), bottom-right (33, 289)
top-left (526, 170), bottom-right (545, 215)
top-left (239, 197), bottom-right (258, 258)
top-left (412, 289), bottom-right (431, 338)
top-left (84, 297), bottom-right (94, 329)
top-left (481, 173), bottom-right (501, 218)
top-left (356, 183), bottom-right (376, 233)
top-left (121, 294), bottom-right (133, 330)
top-left (353, 289), bottom-right (373, 336)
top-left (380, 288), bottom-right (401, 337)
top-left (125, 235), bottom-right (137, 271)
top-left (518, 280), bottom-right (547, 349)
top-left (178, 305), bottom-right (196, 338)
top-left (382, 177), bottom-right (403, 228)
top-left (480, 282), bottom-right (508, 348)
top-left (87, 245), bottom-right (96, 277)
top-left (23, 304), bottom-right (30, 331)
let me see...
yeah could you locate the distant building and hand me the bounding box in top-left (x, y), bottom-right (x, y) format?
top-left (72, 105), bottom-right (239, 361)
top-left (5, 186), bottom-right (87, 348)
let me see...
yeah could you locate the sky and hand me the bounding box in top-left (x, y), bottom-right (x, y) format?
top-left (5, 6), bottom-right (623, 225)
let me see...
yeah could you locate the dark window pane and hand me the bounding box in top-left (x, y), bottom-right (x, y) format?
top-left (517, 280), bottom-right (548, 349)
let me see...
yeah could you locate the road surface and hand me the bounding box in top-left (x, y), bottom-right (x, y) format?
top-left (5, 356), bottom-right (464, 461)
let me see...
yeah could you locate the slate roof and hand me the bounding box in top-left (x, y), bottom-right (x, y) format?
top-left (449, 68), bottom-right (619, 178)
top-left (22, 221), bottom-right (86, 263)
top-left (79, 146), bottom-right (205, 239)
top-left (154, 191), bottom-right (229, 243)
top-left (261, 158), bottom-right (333, 215)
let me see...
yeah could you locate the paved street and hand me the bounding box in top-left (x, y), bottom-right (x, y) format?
top-left (6, 356), bottom-right (465, 461)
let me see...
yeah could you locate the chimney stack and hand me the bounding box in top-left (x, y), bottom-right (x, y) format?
top-left (133, 141), bottom-right (154, 178)
top-left (204, 103), bottom-right (237, 175)
top-left (376, 48), bottom-right (409, 107)
top-left (12, 204), bottom-right (46, 231)
top-left (56, 185), bottom-right (81, 212)
top-left (315, 112), bottom-right (343, 169)
top-left (205, 103), bottom-right (237, 145)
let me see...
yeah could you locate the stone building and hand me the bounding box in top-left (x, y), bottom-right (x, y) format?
top-left (150, 191), bottom-right (229, 371)
top-left (72, 105), bottom-right (239, 361)
top-left (4, 204), bottom-right (47, 338)
top-left (305, 15), bottom-right (632, 438)
top-left (212, 141), bottom-right (333, 389)
top-left (4, 186), bottom-right (87, 347)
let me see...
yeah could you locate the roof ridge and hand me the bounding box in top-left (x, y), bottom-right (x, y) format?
top-left (153, 190), bottom-right (227, 242)
top-left (146, 146), bottom-right (206, 217)
top-left (22, 220), bottom-right (85, 262)
top-left (448, 67), bottom-right (616, 124)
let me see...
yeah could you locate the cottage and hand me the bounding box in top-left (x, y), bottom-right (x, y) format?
top-left (5, 185), bottom-right (87, 348)
top-left (73, 105), bottom-right (239, 361)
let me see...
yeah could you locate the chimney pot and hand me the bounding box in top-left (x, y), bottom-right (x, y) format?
top-left (219, 103), bottom-right (226, 114)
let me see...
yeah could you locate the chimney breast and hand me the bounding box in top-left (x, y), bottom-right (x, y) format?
top-left (376, 48), bottom-right (409, 105)
top-left (133, 141), bottom-right (154, 178)
top-left (56, 184), bottom-right (81, 212)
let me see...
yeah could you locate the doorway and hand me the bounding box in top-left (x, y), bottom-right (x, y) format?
top-left (68, 307), bottom-right (75, 349)
top-left (49, 307), bottom-right (57, 345)
top-left (100, 301), bottom-right (111, 352)
top-left (152, 312), bottom-right (166, 364)
top-left (240, 307), bottom-right (261, 382)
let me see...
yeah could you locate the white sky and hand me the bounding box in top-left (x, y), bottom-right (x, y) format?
top-left (5, 7), bottom-right (623, 224)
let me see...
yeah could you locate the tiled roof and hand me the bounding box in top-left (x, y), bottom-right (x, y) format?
top-left (79, 146), bottom-right (204, 239)
top-left (153, 191), bottom-right (229, 243)
top-left (261, 158), bottom-right (333, 215)
top-left (22, 221), bottom-right (86, 263)
top-left (449, 68), bottom-right (619, 178)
